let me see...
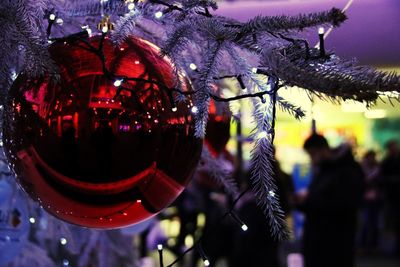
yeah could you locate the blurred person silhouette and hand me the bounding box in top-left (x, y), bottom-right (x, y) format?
top-left (91, 120), bottom-right (115, 180)
top-left (380, 139), bottom-right (400, 256)
top-left (195, 150), bottom-right (236, 267)
top-left (61, 120), bottom-right (78, 176)
top-left (172, 150), bottom-right (236, 267)
top-left (298, 134), bottom-right (364, 267)
top-left (172, 180), bottom-right (203, 264)
top-left (231, 151), bottom-right (294, 267)
top-left (359, 150), bottom-right (382, 253)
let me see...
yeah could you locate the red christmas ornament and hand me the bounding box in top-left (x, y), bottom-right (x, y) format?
top-left (205, 98), bottom-right (231, 157)
top-left (4, 34), bottom-right (202, 228)
top-left (194, 95), bottom-right (233, 191)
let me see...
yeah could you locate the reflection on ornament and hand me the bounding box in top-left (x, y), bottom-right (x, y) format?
top-left (4, 35), bottom-right (202, 228)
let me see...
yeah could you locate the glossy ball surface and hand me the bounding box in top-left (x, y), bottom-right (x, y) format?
top-left (205, 99), bottom-right (231, 157)
top-left (3, 35), bottom-right (202, 228)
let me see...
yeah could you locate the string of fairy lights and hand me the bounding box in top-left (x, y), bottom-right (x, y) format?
top-left (12, 0), bottom-right (336, 266)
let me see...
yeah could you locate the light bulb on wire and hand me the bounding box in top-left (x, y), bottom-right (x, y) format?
top-left (189, 63), bottom-right (197, 70)
top-left (191, 106), bottom-right (198, 114)
top-left (155, 11), bottom-right (163, 19)
top-left (60, 237), bottom-right (67, 245)
top-left (128, 3), bottom-right (135, 10)
top-left (113, 79), bottom-right (123, 87)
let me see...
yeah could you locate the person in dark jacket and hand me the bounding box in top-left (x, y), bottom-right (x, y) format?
top-left (359, 150), bottom-right (382, 253)
top-left (380, 139), bottom-right (400, 256)
top-left (299, 134), bottom-right (364, 267)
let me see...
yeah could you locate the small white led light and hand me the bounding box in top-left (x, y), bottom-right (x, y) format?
top-left (172, 107), bottom-right (178, 112)
top-left (204, 259), bottom-right (210, 266)
top-left (128, 3), bottom-right (135, 10)
top-left (29, 217), bottom-right (36, 224)
top-left (189, 63), bottom-right (197, 70)
top-left (113, 79), bottom-right (123, 87)
top-left (318, 27), bottom-right (325, 35)
top-left (82, 26), bottom-right (92, 36)
top-left (155, 11), bottom-right (163, 19)
top-left (49, 14), bottom-right (56, 21)
top-left (257, 131), bottom-right (268, 139)
top-left (157, 244), bottom-right (163, 251)
top-left (56, 18), bottom-right (64, 25)
top-left (191, 106), bottom-right (198, 114)
top-left (241, 224), bottom-right (248, 231)
top-left (60, 237), bottom-right (67, 245)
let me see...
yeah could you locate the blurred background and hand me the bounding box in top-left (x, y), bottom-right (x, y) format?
top-left (139, 1), bottom-right (400, 267)
top-left (3, 1), bottom-right (400, 267)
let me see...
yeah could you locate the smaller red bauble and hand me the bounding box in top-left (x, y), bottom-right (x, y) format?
top-left (205, 99), bottom-right (231, 157)
top-left (3, 34), bottom-right (202, 228)
top-left (194, 97), bottom-right (233, 190)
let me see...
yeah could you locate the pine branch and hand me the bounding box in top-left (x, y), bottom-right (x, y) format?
top-left (182, 0), bottom-right (218, 11)
top-left (196, 17), bottom-right (236, 42)
top-left (262, 46), bottom-right (400, 101)
top-left (161, 20), bottom-right (195, 57)
top-left (65, 0), bottom-right (128, 17)
top-left (193, 41), bottom-right (225, 137)
top-left (240, 7), bottom-right (347, 37)
top-left (198, 146), bottom-right (238, 197)
top-left (9, 242), bottom-right (55, 267)
top-left (276, 95), bottom-right (306, 120)
top-left (248, 82), bottom-right (289, 240)
top-left (112, 11), bottom-right (142, 45)
top-left (13, 1), bottom-right (58, 78)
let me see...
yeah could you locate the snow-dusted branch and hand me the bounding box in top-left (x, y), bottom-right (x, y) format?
top-left (262, 46), bottom-right (400, 101)
top-left (198, 145), bottom-right (238, 197)
top-left (249, 83), bottom-right (289, 240)
top-left (240, 7), bottom-right (346, 37)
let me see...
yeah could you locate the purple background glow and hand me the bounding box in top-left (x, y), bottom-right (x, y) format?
top-left (216, 0), bottom-right (400, 66)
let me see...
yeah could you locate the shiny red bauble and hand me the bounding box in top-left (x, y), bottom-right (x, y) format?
top-left (205, 99), bottom-right (231, 157)
top-left (3, 34), bottom-right (202, 228)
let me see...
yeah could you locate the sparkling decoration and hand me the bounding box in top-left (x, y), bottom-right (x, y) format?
top-left (3, 35), bottom-right (202, 228)
top-left (0, 179), bottom-right (29, 266)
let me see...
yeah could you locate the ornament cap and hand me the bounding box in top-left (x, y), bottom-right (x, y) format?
top-left (97, 15), bottom-right (114, 32)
